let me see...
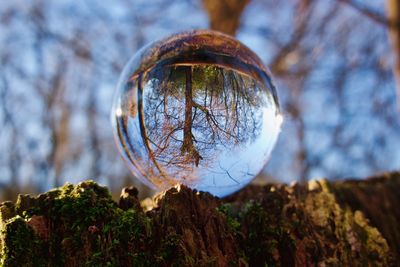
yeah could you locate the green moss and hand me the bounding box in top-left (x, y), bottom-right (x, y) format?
top-left (0, 180), bottom-right (393, 266)
top-left (156, 231), bottom-right (183, 264)
top-left (0, 216), bottom-right (46, 267)
top-left (1, 181), bottom-right (159, 266)
top-left (302, 187), bottom-right (391, 266)
top-left (304, 189), bottom-right (341, 228)
top-left (217, 204), bottom-right (241, 232)
top-left (240, 200), bottom-right (294, 266)
top-left (353, 211), bottom-right (389, 263)
top-left (218, 185), bottom-right (391, 266)
top-left (0, 201), bottom-right (15, 223)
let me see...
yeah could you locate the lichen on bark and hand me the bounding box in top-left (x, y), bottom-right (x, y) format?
top-left (0, 173), bottom-right (398, 266)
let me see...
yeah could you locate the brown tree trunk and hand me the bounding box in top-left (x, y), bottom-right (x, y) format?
top-left (182, 66), bottom-right (194, 154)
top-left (202, 0), bottom-right (250, 36)
top-left (386, 0), bottom-right (400, 111)
top-left (0, 172), bottom-right (399, 266)
top-left (181, 66), bottom-right (202, 166)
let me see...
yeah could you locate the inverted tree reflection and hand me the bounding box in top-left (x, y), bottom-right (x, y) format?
top-left (138, 64), bottom-right (266, 184)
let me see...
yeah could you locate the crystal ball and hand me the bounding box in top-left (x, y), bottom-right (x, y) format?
top-left (112, 30), bottom-right (282, 197)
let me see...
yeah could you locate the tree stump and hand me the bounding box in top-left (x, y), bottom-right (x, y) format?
top-left (0, 172), bottom-right (399, 266)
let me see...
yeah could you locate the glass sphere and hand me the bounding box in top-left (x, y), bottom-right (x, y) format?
top-left (112, 30), bottom-right (282, 197)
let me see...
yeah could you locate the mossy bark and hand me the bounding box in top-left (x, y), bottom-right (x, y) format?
top-left (0, 173), bottom-right (399, 266)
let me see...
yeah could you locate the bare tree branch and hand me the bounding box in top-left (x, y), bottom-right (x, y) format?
top-left (338, 0), bottom-right (392, 27)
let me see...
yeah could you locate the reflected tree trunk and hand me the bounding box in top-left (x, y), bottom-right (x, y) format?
top-left (181, 66), bottom-right (202, 166)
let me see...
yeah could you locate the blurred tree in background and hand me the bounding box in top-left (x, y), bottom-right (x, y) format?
top-left (0, 0), bottom-right (399, 201)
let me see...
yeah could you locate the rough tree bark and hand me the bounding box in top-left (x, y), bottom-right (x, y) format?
top-left (0, 172), bottom-right (398, 266)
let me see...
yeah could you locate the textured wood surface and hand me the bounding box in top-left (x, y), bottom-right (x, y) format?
top-left (0, 172), bottom-right (398, 266)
